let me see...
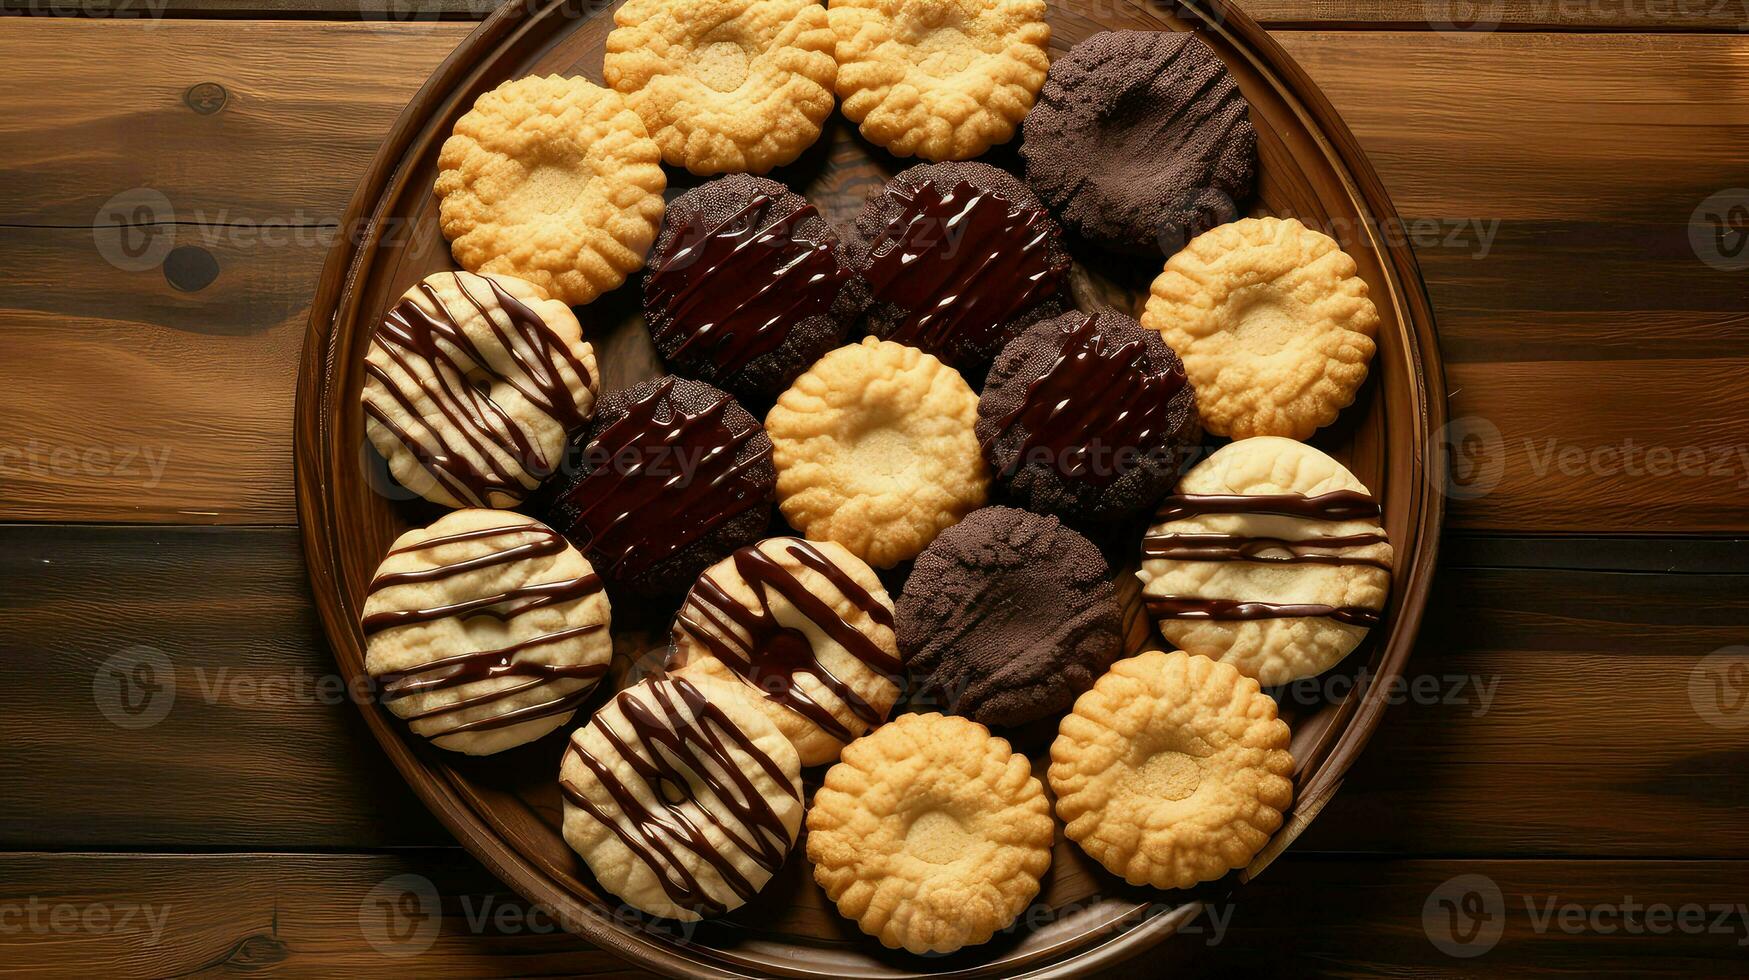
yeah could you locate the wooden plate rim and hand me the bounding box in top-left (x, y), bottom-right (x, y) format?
top-left (293, 1), bottom-right (1448, 975)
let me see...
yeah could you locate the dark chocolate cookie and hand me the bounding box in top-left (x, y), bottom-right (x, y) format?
top-left (896, 506), bottom-right (1123, 728)
top-left (977, 309), bottom-right (1201, 525)
top-left (642, 175), bottom-right (858, 405)
top-left (1021, 31), bottom-right (1257, 256)
top-left (540, 376), bottom-right (773, 598)
top-left (842, 161), bottom-right (1072, 378)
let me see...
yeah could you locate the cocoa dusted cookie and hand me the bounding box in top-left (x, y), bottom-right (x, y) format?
top-left (897, 506), bottom-right (1123, 728)
top-left (842, 161), bottom-right (1072, 376)
top-left (977, 309), bottom-right (1201, 525)
top-left (541, 376), bottom-right (774, 598)
top-left (643, 175), bottom-right (859, 404)
top-left (1021, 32), bottom-right (1256, 256)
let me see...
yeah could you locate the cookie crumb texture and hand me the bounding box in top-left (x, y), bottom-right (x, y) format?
top-left (605, 0), bottom-right (838, 174)
top-left (435, 74), bottom-right (666, 305)
top-left (766, 338), bottom-right (989, 568)
top-left (1050, 650), bottom-right (1294, 890)
top-left (898, 506), bottom-right (1123, 727)
top-left (807, 712), bottom-right (1053, 954)
top-left (1022, 31), bottom-right (1256, 255)
top-left (1143, 217), bottom-right (1379, 440)
top-left (828, 0), bottom-right (1049, 161)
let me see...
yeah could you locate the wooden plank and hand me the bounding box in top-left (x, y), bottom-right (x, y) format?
top-left (4, 24), bottom-right (1748, 532)
top-left (0, 851), bottom-right (1744, 976)
top-left (5, 525), bottom-right (1747, 856)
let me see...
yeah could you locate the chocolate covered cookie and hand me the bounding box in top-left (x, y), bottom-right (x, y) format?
top-left (643, 175), bottom-right (858, 404)
top-left (541, 376), bottom-right (774, 597)
top-left (842, 161), bottom-right (1072, 376)
top-left (1021, 32), bottom-right (1256, 256)
top-left (978, 310), bottom-right (1201, 525)
top-left (897, 506), bottom-right (1122, 728)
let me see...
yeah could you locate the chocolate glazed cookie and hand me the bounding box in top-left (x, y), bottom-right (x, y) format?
top-left (978, 309), bottom-right (1201, 525)
top-left (643, 175), bottom-right (859, 404)
top-left (842, 161), bottom-right (1072, 377)
top-left (897, 507), bottom-right (1123, 729)
top-left (1021, 31), bottom-right (1257, 257)
top-left (540, 376), bottom-right (774, 598)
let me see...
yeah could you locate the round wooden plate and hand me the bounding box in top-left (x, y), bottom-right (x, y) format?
top-left (296, 1), bottom-right (1446, 974)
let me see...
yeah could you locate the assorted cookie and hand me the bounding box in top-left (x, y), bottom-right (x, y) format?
top-left (843, 160), bottom-right (1072, 376)
top-left (765, 338), bottom-right (990, 568)
top-left (1137, 437), bottom-right (1393, 686)
top-left (362, 270), bottom-right (598, 509)
top-left (435, 75), bottom-right (666, 305)
top-left (1051, 651), bottom-right (1294, 889)
top-left (807, 712), bottom-right (1054, 954)
top-left (1022, 32), bottom-right (1256, 256)
top-left (538, 376), bottom-right (774, 599)
top-left (668, 536), bottom-right (901, 765)
top-left (898, 506), bottom-right (1122, 729)
top-left (642, 175), bottom-right (858, 404)
top-left (362, 509), bottom-right (612, 755)
top-left (604, 0), bottom-right (838, 175)
top-left (1143, 217), bottom-right (1380, 440)
top-left (351, 24), bottom-right (1415, 956)
top-left (827, 0), bottom-right (1050, 161)
top-left (977, 309), bottom-right (1202, 525)
top-left (559, 673), bottom-right (804, 921)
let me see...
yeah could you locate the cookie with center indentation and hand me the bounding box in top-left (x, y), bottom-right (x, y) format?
top-left (363, 509), bottom-right (612, 755)
top-left (363, 270), bottom-right (598, 509)
top-left (1136, 437), bottom-right (1393, 686)
top-left (604, 0), bottom-right (838, 174)
top-left (807, 712), bottom-right (1053, 954)
top-left (435, 74), bottom-right (666, 305)
top-left (1050, 650), bottom-right (1294, 890)
top-left (765, 338), bottom-right (989, 568)
top-left (1142, 217), bottom-right (1380, 439)
top-left (827, 0), bottom-right (1050, 161)
top-left (560, 674), bottom-right (804, 921)
top-left (668, 536), bottom-right (901, 765)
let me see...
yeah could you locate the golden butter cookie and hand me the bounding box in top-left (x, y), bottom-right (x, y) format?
top-left (559, 674), bottom-right (804, 920)
top-left (435, 74), bottom-right (666, 305)
top-left (362, 509), bottom-right (612, 755)
top-left (807, 712), bottom-right (1053, 954)
top-left (1050, 650), bottom-right (1294, 890)
top-left (669, 536), bottom-right (901, 766)
top-left (604, 0), bottom-right (838, 175)
top-left (766, 338), bottom-right (990, 568)
top-left (1141, 217), bottom-right (1379, 439)
top-left (1137, 437), bottom-right (1393, 686)
top-left (827, 0), bottom-right (1049, 161)
top-left (363, 270), bottom-right (598, 509)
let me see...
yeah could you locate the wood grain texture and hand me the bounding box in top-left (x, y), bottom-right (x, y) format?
top-left (1, 851), bottom-right (1745, 978)
top-left (4, 23), bottom-right (1747, 532)
top-left (7, 526), bottom-right (1745, 858)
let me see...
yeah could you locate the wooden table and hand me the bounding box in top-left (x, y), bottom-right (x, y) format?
top-left (2, 1), bottom-right (1746, 975)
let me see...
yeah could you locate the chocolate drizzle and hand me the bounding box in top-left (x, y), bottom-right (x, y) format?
top-left (1145, 488), bottom-right (1391, 627)
top-left (363, 272), bottom-right (593, 506)
top-left (559, 677), bottom-right (800, 917)
top-left (646, 193), bottom-right (847, 377)
top-left (982, 313), bottom-right (1189, 486)
top-left (364, 522), bottom-right (608, 736)
top-left (675, 540), bottom-right (898, 742)
top-left (862, 179), bottom-right (1063, 359)
top-left (547, 379), bottom-right (772, 580)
